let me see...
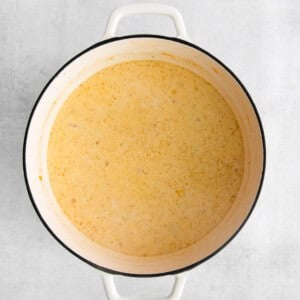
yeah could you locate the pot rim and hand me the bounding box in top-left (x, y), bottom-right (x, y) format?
top-left (23, 34), bottom-right (266, 277)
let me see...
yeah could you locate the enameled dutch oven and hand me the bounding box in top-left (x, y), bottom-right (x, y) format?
top-left (23, 4), bottom-right (265, 299)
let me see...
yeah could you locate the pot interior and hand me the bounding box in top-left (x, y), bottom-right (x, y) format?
top-left (25, 36), bottom-right (264, 275)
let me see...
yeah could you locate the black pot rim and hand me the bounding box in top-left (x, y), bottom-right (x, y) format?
top-left (23, 34), bottom-right (266, 278)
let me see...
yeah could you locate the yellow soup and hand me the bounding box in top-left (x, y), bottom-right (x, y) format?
top-left (48, 60), bottom-right (244, 256)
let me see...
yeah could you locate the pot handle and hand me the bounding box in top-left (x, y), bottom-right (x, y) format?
top-left (103, 3), bottom-right (189, 41)
top-left (101, 271), bottom-right (189, 300)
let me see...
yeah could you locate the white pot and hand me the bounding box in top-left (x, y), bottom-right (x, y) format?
top-left (23, 4), bottom-right (265, 300)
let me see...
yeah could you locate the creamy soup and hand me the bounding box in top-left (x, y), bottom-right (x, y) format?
top-left (47, 60), bottom-right (244, 257)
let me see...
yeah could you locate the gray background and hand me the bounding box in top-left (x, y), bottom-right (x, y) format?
top-left (1, 0), bottom-right (299, 299)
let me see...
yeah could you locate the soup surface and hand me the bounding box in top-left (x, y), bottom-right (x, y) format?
top-left (48, 60), bottom-right (244, 256)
